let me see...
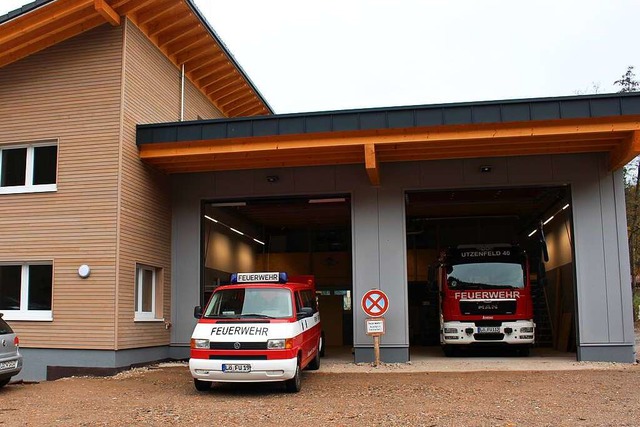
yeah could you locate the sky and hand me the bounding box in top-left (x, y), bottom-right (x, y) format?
top-left (1, 0), bottom-right (639, 114)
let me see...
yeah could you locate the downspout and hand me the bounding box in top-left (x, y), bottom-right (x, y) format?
top-left (180, 64), bottom-right (185, 121)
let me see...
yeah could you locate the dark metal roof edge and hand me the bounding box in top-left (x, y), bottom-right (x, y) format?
top-left (185, 0), bottom-right (274, 115)
top-left (0, 0), bottom-right (57, 25)
top-left (137, 92), bottom-right (640, 130)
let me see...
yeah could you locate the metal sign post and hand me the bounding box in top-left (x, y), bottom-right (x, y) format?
top-left (361, 289), bottom-right (389, 367)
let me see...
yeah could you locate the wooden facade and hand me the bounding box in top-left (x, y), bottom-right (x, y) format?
top-left (0, 16), bottom-right (224, 351)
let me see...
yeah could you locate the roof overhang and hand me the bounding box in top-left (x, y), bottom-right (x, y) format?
top-left (0, 0), bottom-right (272, 117)
top-left (137, 93), bottom-right (640, 185)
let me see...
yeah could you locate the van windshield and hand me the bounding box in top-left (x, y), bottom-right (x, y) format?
top-left (204, 288), bottom-right (293, 319)
top-left (447, 262), bottom-right (525, 290)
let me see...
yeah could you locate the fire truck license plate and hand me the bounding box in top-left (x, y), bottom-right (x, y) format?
top-left (477, 326), bottom-right (500, 333)
top-left (222, 364), bottom-right (251, 373)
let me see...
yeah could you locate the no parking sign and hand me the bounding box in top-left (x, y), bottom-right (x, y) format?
top-left (361, 289), bottom-right (389, 317)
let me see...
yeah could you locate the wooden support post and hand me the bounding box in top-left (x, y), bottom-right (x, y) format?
top-left (365, 144), bottom-right (380, 186)
top-left (373, 335), bottom-right (380, 367)
top-left (609, 131), bottom-right (640, 171)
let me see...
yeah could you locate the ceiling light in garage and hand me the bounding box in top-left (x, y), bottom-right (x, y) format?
top-left (203, 215), bottom-right (264, 245)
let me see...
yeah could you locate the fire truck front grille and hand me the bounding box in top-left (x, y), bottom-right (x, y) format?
top-left (473, 333), bottom-right (505, 341)
top-left (460, 300), bottom-right (516, 315)
top-left (210, 342), bottom-right (268, 350)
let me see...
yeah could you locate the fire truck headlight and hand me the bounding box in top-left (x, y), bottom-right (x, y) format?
top-left (520, 327), bottom-right (534, 333)
top-left (267, 339), bottom-right (293, 349)
top-left (443, 328), bottom-right (458, 334)
top-left (191, 339), bottom-right (209, 349)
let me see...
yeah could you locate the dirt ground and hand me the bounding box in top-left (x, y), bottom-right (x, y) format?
top-left (0, 325), bottom-right (637, 427)
top-left (0, 360), bottom-right (639, 426)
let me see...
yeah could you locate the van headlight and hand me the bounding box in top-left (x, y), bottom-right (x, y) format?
top-left (191, 339), bottom-right (210, 349)
top-left (267, 339), bottom-right (292, 349)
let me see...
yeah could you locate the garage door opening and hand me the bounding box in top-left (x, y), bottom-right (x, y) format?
top-left (405, 186), bottom-right (577, 357)
top-left (200, 195), bottom-right (353, 352)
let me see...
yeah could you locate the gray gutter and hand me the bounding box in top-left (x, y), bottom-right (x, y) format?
top-left (0, 0), bottom-right (56, 25)
top-left (137, 92), bottom-right (640, 145)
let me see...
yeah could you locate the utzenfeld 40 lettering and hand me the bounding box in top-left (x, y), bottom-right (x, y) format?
top-left (460, 250), bottom-right (510, 257)
top-left (210, 326), bottom-right (269, 336)
top-left (454, 290), bottom-right (521, 300)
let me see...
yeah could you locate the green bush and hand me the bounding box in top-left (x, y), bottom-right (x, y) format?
top-left (634, 290), bottom-right (640, 321)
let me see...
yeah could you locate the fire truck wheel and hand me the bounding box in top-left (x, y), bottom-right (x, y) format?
top-left (285, 362), bottom-right (302, 393)
top-left (517, 346), bottom-right (530, 357)
top-left (442, 345), bottom-right (457, 357)
top-left (307, 345), bottom-right (321, 371)
top-left (193, 378), bottom-right (212, 392)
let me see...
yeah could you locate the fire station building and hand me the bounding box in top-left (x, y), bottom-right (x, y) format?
top-left (0, 0), bottom-right (637, 381)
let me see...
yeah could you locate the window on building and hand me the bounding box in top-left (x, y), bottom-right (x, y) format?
top-left (0, 262), bottom-right (53, 321)
top-left (0, 142), bottom-right (57, 194)
top-left (135, 264), bottom-right (162, 321)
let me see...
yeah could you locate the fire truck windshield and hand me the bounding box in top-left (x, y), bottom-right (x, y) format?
top-left (446, 262), bottom-right (525, 289)
top-left (204, 288), bottom-right (293, 319)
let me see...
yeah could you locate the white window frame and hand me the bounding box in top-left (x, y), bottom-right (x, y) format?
top-left (135, 264), bottom-right (161, 321)
top-left (0, 261), bottom-right (53, 321)
top-left (0, 141), bottom-right (58, 195)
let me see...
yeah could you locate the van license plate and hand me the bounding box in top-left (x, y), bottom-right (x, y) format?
top-left (222, 364), bottom-right (251, 373)
top-left (477, 327), bottom-right (500, 333)
top-left (0, 360), bottom-right (17, 370)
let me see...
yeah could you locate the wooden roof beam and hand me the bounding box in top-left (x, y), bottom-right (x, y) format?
top-left (185, 52), bottom-right (225, 76)
top-left (135, 0), bottom-right (180, 28)
top-left (609, 131), bottom-right (640, 171)
top-left (365, 144), bottom-right (380, 186)
top-left (206, 79), bottom-right (245, 98)
top-left (94, 0), bottom-right (120, 26)
top-left (0, 0), bottom-right (94, 44)
top-left (219, 92), bottom-right (255, 110)
top-left (114, 0), bottom-right (155, 16)
top-left (155, 21), bottom-right (196, 47)
top-left (237, 105), bottom-right (268, 117)
top-left (0, 14), bottom-right (105, 68)
top-left (175, 43), bottom-right (215, 66)
top-left (189, 56), bottom-right (228, 81)
top-left (225, 97), bottom-right (260, 116)
top-left (147, 10), bottom-right (192, 38)
top-left (1, 7), bottom-right (96, 54)
top-left (165, 33), bottom-right (209, 57)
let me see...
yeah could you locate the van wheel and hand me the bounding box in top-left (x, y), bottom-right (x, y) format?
top-left (307, 343), bottom-right (321, 371)
top-left (517, 346), bottom-right (530, 357)
top-left (319, 332), bottom-right (325, 357)
top-left (0, 379), bottom-right (9, 388)
top-left (194, 379), bottom-right (211, 392)
top-left (285, 363), bottom-right (302, 393)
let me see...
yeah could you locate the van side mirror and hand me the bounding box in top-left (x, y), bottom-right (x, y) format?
top-left (297, 306), bottom-right (313, 319)
top-left (194, 305), bottom-right (203, 319)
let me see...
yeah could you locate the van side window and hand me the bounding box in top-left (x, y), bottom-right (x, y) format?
top-left (300, 290), bottom-right (318, 313)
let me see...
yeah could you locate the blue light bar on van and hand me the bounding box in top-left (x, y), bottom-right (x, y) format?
top-left (231, 272), bottom-right (288, 284)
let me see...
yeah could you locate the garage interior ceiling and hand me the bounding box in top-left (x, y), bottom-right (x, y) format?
top-left (206, 186), bottom-right (567, 232)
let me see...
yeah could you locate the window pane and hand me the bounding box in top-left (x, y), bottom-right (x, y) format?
top-left (1, 148), bottom-right (27, 187)
top-left (28, 265), bottom-right (52, 310)
top-left (0, 265), bottom-right (22, 310)
top-left (142, 269), bottom-right (153, 312)
top-left (33, 146), bottom-right (57, 185)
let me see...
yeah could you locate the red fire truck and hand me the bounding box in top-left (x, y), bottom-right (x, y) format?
top-left (438, 245), bottom-right (535, 356)
top-left (189, 272), bottom-right (322, 393)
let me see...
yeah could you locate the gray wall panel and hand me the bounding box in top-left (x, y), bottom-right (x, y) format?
top-left (507, 155), bottom-right (554, 184)
top-left (463, 157), bottom-right (509, 185)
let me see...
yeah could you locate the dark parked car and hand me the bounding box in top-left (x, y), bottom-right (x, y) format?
top-left (0, 313), bottom-right (22, 387)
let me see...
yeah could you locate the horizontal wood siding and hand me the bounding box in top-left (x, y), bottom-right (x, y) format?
top-left (117, 20), bottom-right (223, 349)
top-left (0, 24), bottom-right (123, 349)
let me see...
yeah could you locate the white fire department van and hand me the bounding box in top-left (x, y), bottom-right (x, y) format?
top-left (189, 272), bottom-right (322, 393)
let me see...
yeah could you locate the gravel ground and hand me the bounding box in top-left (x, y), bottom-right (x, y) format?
top-left (0, 325), bottom-right (637, 427)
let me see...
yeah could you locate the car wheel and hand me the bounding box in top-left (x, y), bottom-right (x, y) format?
top-left (194, 378), bottom-right (211, 392)
top-left (307, 342), bottom-right (321, 371)
top-left (0, 379), bottom-right (9, 388)
top-left (285, 363), bottom-right (301, 393)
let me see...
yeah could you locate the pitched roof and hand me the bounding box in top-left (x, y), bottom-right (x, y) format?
top-left (0, 0), bottom-right (272, 117)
